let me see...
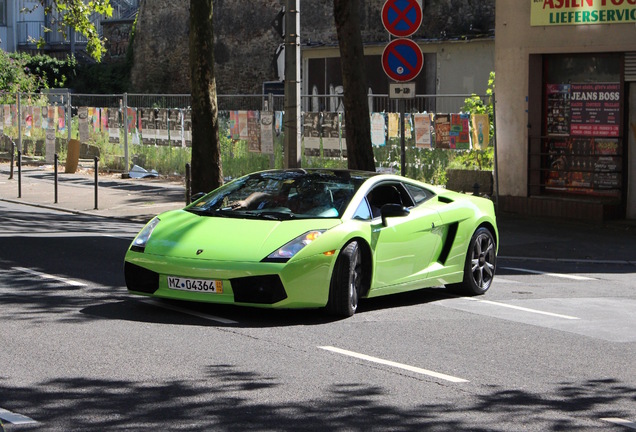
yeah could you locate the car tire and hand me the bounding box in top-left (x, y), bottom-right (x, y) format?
top-left (447, 227), bottom-right (496, 296)
top-left (326, 241), bottom-right (362, 317)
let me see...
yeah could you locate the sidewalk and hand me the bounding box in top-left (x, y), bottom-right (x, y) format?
top-left (0, 161), bottom-right (185, 223)
top-left (1, 161), bottom-right (635, 263)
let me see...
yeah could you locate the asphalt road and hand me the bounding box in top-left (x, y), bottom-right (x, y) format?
top-left (1, 201), bottom-right (635, 431)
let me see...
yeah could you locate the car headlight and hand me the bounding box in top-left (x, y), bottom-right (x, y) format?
top-left (264, 230), bottom-right (326, 262)
top-left (130, 217), bottom-right (160, 252)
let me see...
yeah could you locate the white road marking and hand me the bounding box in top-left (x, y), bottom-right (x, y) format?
top-left (601, 418), bottom-right (636, 430)
top-left (500, 266), bottom-right (596, 281)
top-left (141, 299), bottom-right (238, 324)
top-left (464, 297), bottom-right (580, 320)
top-left (319, 346), bottom-right (469, 383)
top-left (12, 266), bottom-right (86, 287)
top-left (0, 407), bottom-right (37, 425)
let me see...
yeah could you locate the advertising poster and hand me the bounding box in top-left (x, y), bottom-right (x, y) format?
top-left (58, 106), bottom-right (66, 134)
top-left (546, 84), bottom-right (570, 136)
top-left (260, 111), bottom-right (274, 154)
top-left (322, 112), bottom-right (340, 155)
top-left (471, 114), bottom-right (490, 149)
top-left (247, 111), bottom-right (260, 153)
top-left (169, 109), bottom-right (183, 145)
top-left (275, 111), bottom-right (283, 136)
top-left (570, 83), bottom-right (620, 137)
top-left (370, 112), bottom-right (386, 147)
top-left (449, 113), bottom-right (470, 150)
top-left (140, 109), bottom-right (156, 145)
top-left (78, 107), bottom-right (89, 142)
top-left (434, 114), bottom-right (450, 149)
top-left (238, 111), bottom-right (249, 140)
top-left (414, 113), bottom-right (432, 149)
top-left (303, 112), bottom-right (321, 155)
top-left (388, 113), bottom-right (399, 138)
top-left (107, 108), bottom-right (119, 143)
top-left (156, 109), bottom-right (170, 146)
top-left (32, 106), bottom-right (41, 129)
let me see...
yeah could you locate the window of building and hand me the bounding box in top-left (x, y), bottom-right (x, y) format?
top-left (0, 0), bottom-right (7, 26)
top-left (540, 53), bottom-right (623, 201)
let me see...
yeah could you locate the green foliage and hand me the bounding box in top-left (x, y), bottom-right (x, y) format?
top-left (0, 51), bottom-right (47, 102)
top-left (33, 0), bottom-right (113, 62)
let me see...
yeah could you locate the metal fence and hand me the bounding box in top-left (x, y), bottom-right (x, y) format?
top-left (0, 91), bottom-right (492, 183)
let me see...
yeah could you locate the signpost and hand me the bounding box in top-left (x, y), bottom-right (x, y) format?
top-left (381, 0), bottom-right (422, 175)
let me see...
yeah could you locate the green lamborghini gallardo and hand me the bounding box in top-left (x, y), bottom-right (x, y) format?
top-left (124, 169), bottom-right (498, 317)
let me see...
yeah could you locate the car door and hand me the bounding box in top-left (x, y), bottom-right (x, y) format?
top-left (366, 183), bottom-right (444, 292)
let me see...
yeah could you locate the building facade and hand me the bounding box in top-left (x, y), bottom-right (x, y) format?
top-left (495, 0), bottom-right (636, 221)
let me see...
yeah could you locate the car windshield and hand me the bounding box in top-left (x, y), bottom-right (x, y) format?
top-left (185, 170), bottom-right (368, 220)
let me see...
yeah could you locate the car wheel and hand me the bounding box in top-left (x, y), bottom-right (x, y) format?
top-left (326, 241), bottom-right (362, 317)
top-left (448, 227), bottom-right (496, 295)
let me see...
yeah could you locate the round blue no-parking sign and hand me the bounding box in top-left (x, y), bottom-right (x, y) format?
top-left (382, 0), bottom-right (423, 38)
top-left (381, 38), bottom-right (423, 82)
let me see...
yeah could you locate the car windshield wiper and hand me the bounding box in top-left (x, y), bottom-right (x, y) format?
top-left (254, 211), bottom-right (296, 221)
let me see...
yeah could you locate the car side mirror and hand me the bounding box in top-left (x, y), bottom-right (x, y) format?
top-left (380, 203), bottom-right (410, 226)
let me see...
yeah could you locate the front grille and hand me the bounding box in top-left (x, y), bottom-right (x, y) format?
top-left (124, 262), bottom-right (159, 294)
top-left (230, 275), bottom-right (287, 304)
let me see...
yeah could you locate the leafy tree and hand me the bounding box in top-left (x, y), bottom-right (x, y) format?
top-left (333, 0), bottom-right (376, 172)
top-left (31, 0), bottom-right (113, 61)
top-left (0, 51), bottom-right (46, 102)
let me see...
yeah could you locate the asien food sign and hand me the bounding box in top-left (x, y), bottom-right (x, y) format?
top-left (531, 0), bottom-right (636, 26)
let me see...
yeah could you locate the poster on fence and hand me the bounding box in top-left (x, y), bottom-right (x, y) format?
top-left (449, 113), bottom-right (470, 150)
top-left (388, 113), bottom-right (399, 139)
top-left (275, 111), bottom-right (283, 136)
top-left (58, 106), bottom-right (66, 135)
top-left (169, 109), bottom-right (183, 145)
top-left (156, 109), bottom-right (170, 146)
top-left (434, 114), bottom-right (451, 149)
top-left (183, 110), bottom-right (192, 147)
top-left (414, 113), bottom-right (432, 148)
top-left (229, 111), bottom-right (239, 139)
top-left (3, 105), bottom-right (11, 129)
top-left (0, 105), bottom-right (3, 134)
top-left (322, 112), bottom-right (340, 156)
top-left (471, 114), bottom-right (489, 150)
top-left (303, 112), bottom-right (321, 156)
top-left (238, 111), bottom-right (249, 140)
top-left (45, 107), bottom-right (56, 163)
top-left (371, 112), bottom-right (386, 147)
top-left (78, 107), bottom-right (89, 142)
top-left (247, 111), bottom-right (261, 153)
top-left (108, 109), bottom-right (119, 143)
top-left (140, 109), bottom-right (156, 145)
top-left (260, 111), bottom-right (274, 154)
top-left (33, 106), bottom-right (41, 129)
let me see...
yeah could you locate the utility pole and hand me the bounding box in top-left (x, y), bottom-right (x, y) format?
top-left (283, 0), bottom-right (301, 168)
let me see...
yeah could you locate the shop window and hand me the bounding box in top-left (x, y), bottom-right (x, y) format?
top-left (540, 54), bottom-right (623, 200)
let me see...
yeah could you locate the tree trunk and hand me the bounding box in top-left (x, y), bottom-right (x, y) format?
top-left (333, 0), bottom-right (376, 172)
top-left (189, 0), bottom-right (223, 194)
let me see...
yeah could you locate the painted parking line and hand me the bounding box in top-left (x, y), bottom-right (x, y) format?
top-left (319, 346), bottom-right (469, 383)
top-left (601, 418), bottom-right (636, 430)
top-left (141, 299), bottom-right (238, 324)
top-left (12, 266), bottom-right (86, 287)
top-left (463, 297), bottom-right (580, 320)
top-left (500, 266), bottom-right (596, 281)
top-left (0, 407), bottom-right (37, 425)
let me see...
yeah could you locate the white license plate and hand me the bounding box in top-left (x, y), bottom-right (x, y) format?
top-left (167, 276), bottom-right (223, 293)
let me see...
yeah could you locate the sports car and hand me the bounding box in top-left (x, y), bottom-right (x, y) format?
top-left (124, 169), bottom-right (498, 317)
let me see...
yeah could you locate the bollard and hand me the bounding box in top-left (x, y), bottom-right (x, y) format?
top-left (185, 163), bottom-right (191, 205)
top-left (473, 182), bottom-right (481, 196)
top-left (9, 141), bottom-right (15, 180)
top-left (54, 153), bottom-right (59, 204)
top-left (17, 151), bottom-right (22, 198)
top-left (94, 157), bottom-right (99, 210)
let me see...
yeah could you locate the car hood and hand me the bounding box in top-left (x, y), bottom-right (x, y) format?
top-left (143, 210), bottom-right (341, 262)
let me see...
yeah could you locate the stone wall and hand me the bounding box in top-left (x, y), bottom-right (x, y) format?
top-left (129, 0), bottom-right (495, 94)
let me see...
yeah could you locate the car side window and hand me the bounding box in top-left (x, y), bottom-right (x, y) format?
top-left (352, 199), bottom-right (372, 220)
top-left (404, 183), bottom-right (434, 205)
top-left (366, 184), bottom-right (411, 218)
